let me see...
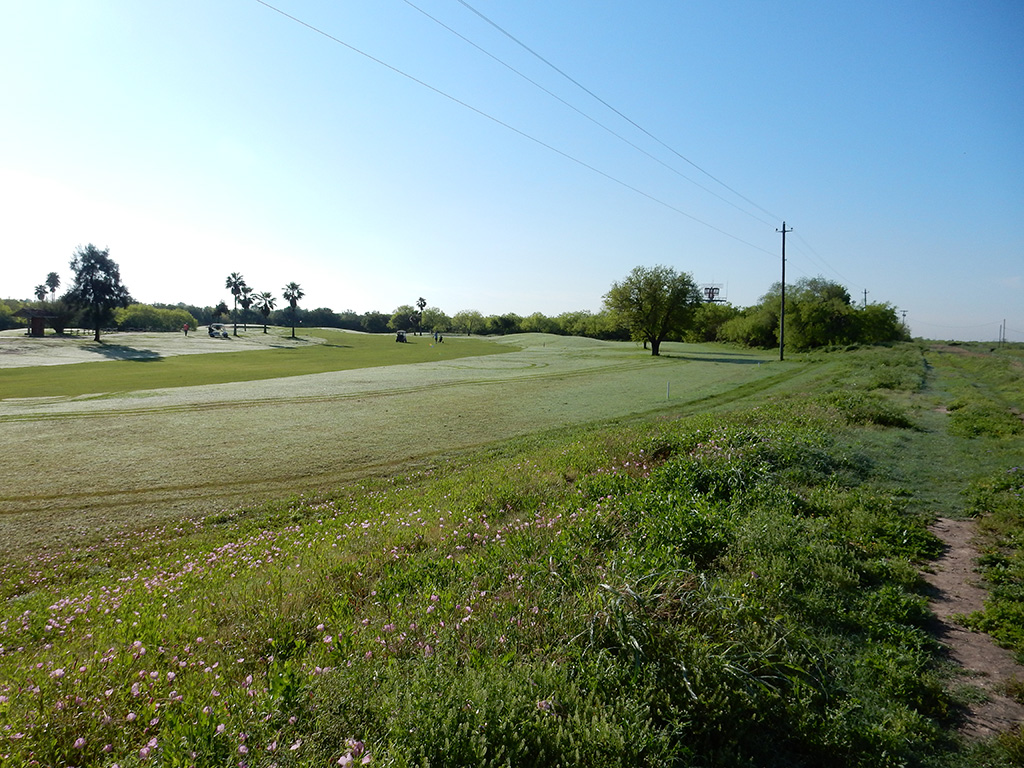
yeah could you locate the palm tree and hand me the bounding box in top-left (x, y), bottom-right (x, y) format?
top-left (34, 284), bottom-right (48, 302)
top-left (238, 285), bottom-right (254, 331)
top-left (255, 291), bottom-right (276, 334)
top-left (282, 282), bottom-right (304, 338)
top-left (45, 272), bottom-right (60, 302)
top-left (415, 296), bottom-right (426, 335)
top-left (225, 272), bottom-right (246, 336)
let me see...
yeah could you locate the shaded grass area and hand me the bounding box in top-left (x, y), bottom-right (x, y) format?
top-left (2, 344), bottom-right (1023, 765)
top-left (0, 329), bottom-right (509, 398)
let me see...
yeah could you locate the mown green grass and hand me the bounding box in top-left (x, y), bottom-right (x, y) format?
top-left (0, 329), bottom-right (508, 398)
top-left (0, 335), bottom-right (791, 556)
top-left (1, 342), bottom-right (1023, 766)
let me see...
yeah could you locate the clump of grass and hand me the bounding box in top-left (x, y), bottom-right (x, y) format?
top-left (818, 390), bottom-right (916, 428)
top-left (961, 466), bottom-right (1024, 659)
top-left (947, 398), bottom-right (1024, 439)
top-left (998, 675), bottom-right (1024, 705)
top-left (996, 725), bottom-right (1024, 765)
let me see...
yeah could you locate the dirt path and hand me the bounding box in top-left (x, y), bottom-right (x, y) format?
top-left (923, 517), bottom-right (1024, 738)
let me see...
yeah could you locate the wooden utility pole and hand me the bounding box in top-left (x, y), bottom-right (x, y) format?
top-left (777, 222), bottom-right (792, 361)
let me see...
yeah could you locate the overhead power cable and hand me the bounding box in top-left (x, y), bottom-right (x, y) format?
top-left (253, 0), bottom-right (776, 257)
top-left (789, 231), bottom-right (860, 290)
top-left (400, 0), bottom-right (775, 227)
top-left (453, 0), bottom-right (781, 223)
top-left (913, 319), bottom-right (1004, 330)
top-left (444, 1), bottom-right (886, 305)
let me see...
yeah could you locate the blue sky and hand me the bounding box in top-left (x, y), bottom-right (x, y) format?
top-left (2, 1), bottom-right (1021, 340)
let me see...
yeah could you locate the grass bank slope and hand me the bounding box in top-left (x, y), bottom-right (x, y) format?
top-left (3, 344), bottom-right (1024, 765)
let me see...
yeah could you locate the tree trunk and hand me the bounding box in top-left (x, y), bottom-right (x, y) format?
top-left (650, 339), bottom-right (661, 356)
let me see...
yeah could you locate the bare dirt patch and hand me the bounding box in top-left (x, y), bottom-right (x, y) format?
top-left (931, 344), bottom-right (990, 358)
top-left (923, 517), bottom-right (1024, 738)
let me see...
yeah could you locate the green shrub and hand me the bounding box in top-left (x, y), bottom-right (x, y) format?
top-left (948, 401), bottom-right (1024, 438)
top-left (819, 390), bottom-right (915, 428)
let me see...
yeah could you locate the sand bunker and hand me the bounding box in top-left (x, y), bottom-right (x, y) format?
top-left (0, 328), bottom-right (327, 368)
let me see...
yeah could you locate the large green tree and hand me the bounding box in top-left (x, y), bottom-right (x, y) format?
top-left (452, 309), bottom-right (484, 336)
top-left (389, 305), bottom-right (418, 333)
top-left (360, 311), bottom-right (390, 334)
top-left (603, 265), bottom-right (702, 356)
top-left (685, 301), bottom-right (741, 343)
top-left (717, 277), bottom-right (907, 350)
top-left (421, 306), bottom-right (451, 334)
top-left (64, 244), bottom-right (132, 342)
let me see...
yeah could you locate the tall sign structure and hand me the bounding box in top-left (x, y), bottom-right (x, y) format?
top-left (701, 284), bottom-right (726, 303)
top-left (777, 222), bottom-right (792, 361)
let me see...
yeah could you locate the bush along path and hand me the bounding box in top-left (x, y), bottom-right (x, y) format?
top-left (1, 344), bottom-right (1024, 766)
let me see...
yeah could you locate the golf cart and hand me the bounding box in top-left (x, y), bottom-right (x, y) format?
top-left (209, 323), bottom-right (229, 338)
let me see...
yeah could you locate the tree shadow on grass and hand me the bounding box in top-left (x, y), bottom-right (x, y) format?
top-left (661, 352), bottom-right (771, 365)
top-left (86, 345), bottom-right (164, 361)
top-left (279, 339), bottom-right (353, 349)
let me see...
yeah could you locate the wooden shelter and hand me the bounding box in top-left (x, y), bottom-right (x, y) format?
top-left (13, 308), bottom-right (57, 337)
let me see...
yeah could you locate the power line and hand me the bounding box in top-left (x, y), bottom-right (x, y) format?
top-left (253, 0), bottom-right (777, 257)
top-left (453, 0), bottom-right (781, 223)
top-left (913, 319), bottom-right (1005, 329)
top-left (400, 0), bottom-right (776, 228)
top-left (789, 232), bottom-right (860, 290)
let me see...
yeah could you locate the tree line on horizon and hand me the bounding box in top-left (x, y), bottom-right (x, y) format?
top-left (2, 249), bottom-right (908, 351)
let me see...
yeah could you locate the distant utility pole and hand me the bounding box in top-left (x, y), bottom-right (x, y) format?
top-left (863, 289), bottom-right (868, 308)
top-left (777, 221), bottom-right (792, 361)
